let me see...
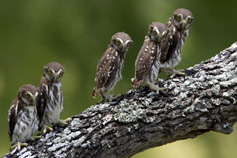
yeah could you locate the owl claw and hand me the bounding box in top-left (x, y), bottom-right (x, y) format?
top-left (64, 117), bottom-right (72, 123)
top-left (170, 69), bottom-right (186, 78)
top-left (42, 126), bottom-right (53, 134)
top-left (30, 135), bottom-right (41, 141)
top-left (156, 86), bottom-right (169, 94)
top-left (147, 82), bottom-right (168, 94)
top-left (10, 142), bottom-right (27, 151)
top-left (54, 119), bottom-right (71, 126)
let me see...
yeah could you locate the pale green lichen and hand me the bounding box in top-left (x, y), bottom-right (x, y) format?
top-left (211, 85), bottom-right (220, 96)
top-left (114, 101), bottom-right (146, 123)
top-left (72, 136), bottom-right (86, 147)
top-left (211, 98), bottom-right (221, 105)
top-left (183, 104), bottom-right (195, 113)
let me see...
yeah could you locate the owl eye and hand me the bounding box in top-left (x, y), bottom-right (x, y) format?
top-left (152, 30), bottom-right (157, 35)
top-left (25, 93), bottom-right (30, 98)
top-left (176, 15), bottom-right (182, 21)
top-left (59, 72), bottom-right (63, 76)
top-left (116, 40), bottom-right (121, 45)
top-left (126, 41), bottom-right (131, 46)
top-left (187, 17), bottom-right (192, 23)
top-left (48, 69), bottom-right (53, 75)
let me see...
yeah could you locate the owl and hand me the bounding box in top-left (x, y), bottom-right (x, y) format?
top-left (37, 62), bottom-right (70, 133)
top-left (132, 22), bottom-right (169, 93)
top-left (160, 8), bottom-right (194, 78)
top-left (92, 32), bottom-right (133, 102)
top-left (8, 84), bottom-right (39, 151)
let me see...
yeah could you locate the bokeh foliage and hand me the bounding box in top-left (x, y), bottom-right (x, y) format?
top-left (0, 0), bottom-right (236, 157)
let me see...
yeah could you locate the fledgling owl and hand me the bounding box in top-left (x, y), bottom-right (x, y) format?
top-left (160, 8), bottom-right (194, 78)
top-left (37, 62), bottom-right (70, 133)
top-left (8, 84), bottom-right (39, 151)
top-left (92, 32), bottom-right (133, 102)
top-left (132, 22), bottom-right (169, 93)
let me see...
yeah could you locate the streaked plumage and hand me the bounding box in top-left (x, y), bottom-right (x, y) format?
top-left (37, 62), bottom-right (64, 133)
top-left (8, 84), bottom-right (38, 150)
top-left (160, 8), bottom-right (193, 77)
top-left (132, 22), bottom-right (168, 93)
top-left (92, 32), bottom-right (133, 101)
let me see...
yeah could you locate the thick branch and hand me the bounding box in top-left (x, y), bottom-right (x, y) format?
top-left (3, 42), bottom-right (237, 158)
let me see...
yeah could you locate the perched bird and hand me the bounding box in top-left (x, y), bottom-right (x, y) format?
top-left (8, 84), bottom-right (39, 151)
top-left (160, 8), bottom-right (194, 78)
top-left (92, 32), bottom-right (133, 101)
top-left (132, 22), bottom-right (169, 93)
top-left (37, 62), bottom-right (70, 133)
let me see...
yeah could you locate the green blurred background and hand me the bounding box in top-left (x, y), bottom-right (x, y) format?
top-left (0, 0), bottom-right (236, 157)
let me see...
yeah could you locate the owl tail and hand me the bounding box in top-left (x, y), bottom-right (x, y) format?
top-left (92, 88), bottom-right (98, 98)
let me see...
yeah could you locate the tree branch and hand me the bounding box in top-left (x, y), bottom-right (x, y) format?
top-left (3, 42), bottom-right (237, 158)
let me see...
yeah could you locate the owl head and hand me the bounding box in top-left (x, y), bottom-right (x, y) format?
top-left (171, 8), bottom-right (193, 30)
top-left (149, 22), bottom-right (169, 43)
top-left (18, 84), bottom-right (38, 106)
top-left (43, 62), bottom-right (64, 83)
top-left (111, 32), bottom-right (133, 53)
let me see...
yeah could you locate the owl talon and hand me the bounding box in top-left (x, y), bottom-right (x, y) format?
top-left (30, 135), bottom-right (41, 141)
top-left (156, 86), bottom-right (169, 94)
top-left (147, 82), bottom-right (168, 94)
top-left (54, 119), bottom-right (70, 126)
top-left (42, 126), bottom-right (53, 134)
top-left (170, 69), bottom-right (186, 78)
top-left (64, 117), bottom-right (72, 123)
top-left (10, 142), bottom-right (27, 151)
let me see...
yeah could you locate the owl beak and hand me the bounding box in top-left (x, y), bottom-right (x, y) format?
top-left (180, 20), bottom-right (187, 29)
top-left (157, 35), bottom-right (162, 43)
top-left (52, 74), bottom-right (59, 82)
top-left (122, 44), bottom-right (127, 52)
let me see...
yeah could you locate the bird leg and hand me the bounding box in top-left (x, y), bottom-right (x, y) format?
top-left (163, 68), bottom-right (185, 78)
top-left (10, 142), bottom-right (27, 151)
top-left (41, 125), bottom-right (53, 134)
top-left (101, 90), bottom-right (114, 102)
top-left (146, 82), bottom-right (168, 94)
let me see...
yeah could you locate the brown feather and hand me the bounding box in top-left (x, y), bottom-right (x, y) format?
top-left (133, 38), bottom-right (158, 86)
top-left (36, 76), bottom-right (48, 124)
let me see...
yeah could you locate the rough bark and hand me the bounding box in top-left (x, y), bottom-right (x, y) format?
top-left (3, 42), bottom-right (237, 158)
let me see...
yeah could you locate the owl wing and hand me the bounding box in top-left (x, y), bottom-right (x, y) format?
top-left (8, 99), bottom-right (18, 142)
top-left (37, 76), bottom-right (48, 123)
top-left (95, 47), bottom-right (119, 89)
top-left (8, 99), bottom-right (25, 142)
top-left (134, 38), bottom-right (157, 82)
top-left (160, 25), bottom-right (179, 63)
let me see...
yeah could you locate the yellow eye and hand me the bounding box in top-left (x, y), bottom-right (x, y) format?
top-left (48, 70), bottom-right (53, 75)
top-left (59, 72), bottom-right (63, 76)
top-left (176, 15), bottom-right (181, 21)
top-left (116, 40), bottom-right (121, 45)
top-left (187, 17), bottom-right (192, 23)
top-left (25, 93), bottom-right (30, 98)
top-left (152, 30), bottom-right (157, 35)
top-left (126, 42), bottom-right (131, 46)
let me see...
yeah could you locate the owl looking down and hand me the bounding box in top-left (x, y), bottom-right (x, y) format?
top-left (37, 62), bottom-right (70, 133)
top-left (8, 84), bottom-right (39, 151)
top-left (132, 22), bottom-right (169, 93)
top-left (160, 8), bottom-right (193, 78)
top-left (92, 32), bottom-right (133, 102)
